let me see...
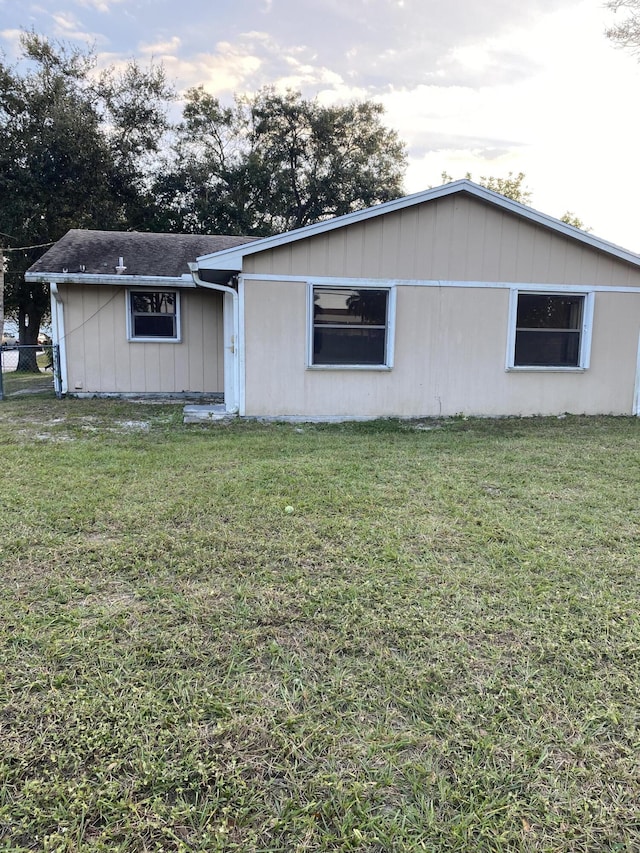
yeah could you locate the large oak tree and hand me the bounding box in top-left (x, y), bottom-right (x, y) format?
top-left (0, 33), bottom-right (172, 369)
top-left (1, 35), bottom-right (408, 371)
top-left (151, 87), bottom-right (407, 236)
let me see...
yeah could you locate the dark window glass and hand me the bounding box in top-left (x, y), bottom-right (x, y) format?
top-left (312, 288), bottom-right (388, 365)
top-left (515, 294), bottom-right (583, 367)
top-left (133, 314), bottom-right (176, 338)
top-left (130, 291), bottom-right (177, 339)
top-left (314, 288), bottom-right (388, 326)
top-left (314, 328), bottom-right (387, 365)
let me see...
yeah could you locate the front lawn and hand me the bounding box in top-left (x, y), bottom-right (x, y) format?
top-left (0, 400), bottom-right (638, 851)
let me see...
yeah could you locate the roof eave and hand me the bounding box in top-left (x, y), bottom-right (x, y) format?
top-left (24, 272), bottom-right (197, 287)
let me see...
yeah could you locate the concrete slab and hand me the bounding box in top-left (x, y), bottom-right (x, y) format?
top-left (183, 404), bottom-right (235, 424)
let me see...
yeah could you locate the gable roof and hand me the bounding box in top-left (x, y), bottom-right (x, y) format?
top-left (26, 230), bottom-right (257, 282)
top-left (195, 180), bottom-right (640, 273)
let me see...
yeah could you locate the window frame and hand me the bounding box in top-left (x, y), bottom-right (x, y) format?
top-left (506, 288), bottom-right (594, 371)
top-left (126, 289), bottom-right (181, 343)
top-left (307, 282), bottom-right (396, 370)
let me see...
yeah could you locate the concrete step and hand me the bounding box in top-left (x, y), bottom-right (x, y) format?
top-left (183, 404), bottom-right (236, 424)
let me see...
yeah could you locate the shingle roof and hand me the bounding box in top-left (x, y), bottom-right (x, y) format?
top-left (27, 230), bottom-right (257, 278)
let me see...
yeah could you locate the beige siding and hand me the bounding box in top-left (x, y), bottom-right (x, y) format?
top-left (243, 280), bottom-right (640, 417)
top-left (244, 194), bottom-right (640, 287)
top-left (60, 284), bottom-right (224, 394)
top-left (241, 193), bottom-right (640, 418)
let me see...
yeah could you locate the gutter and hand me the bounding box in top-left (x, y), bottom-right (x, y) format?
top-left (25, 272), bottom-right (197, 287)
top-left (188, 263), bottom-right (240, 415)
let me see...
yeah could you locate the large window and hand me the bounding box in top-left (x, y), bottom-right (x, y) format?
top-left (128, 290), bottom-right (180, 341)
top-left (311, 286), bottom-right (392, 367)
top-left (508, 291), bottom-right (592, 369)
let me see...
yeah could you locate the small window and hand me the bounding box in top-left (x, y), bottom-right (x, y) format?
top-left (311, 286), bottom-right (391, 367)
top-left (509, 291), bottom-right (592, 369)
top-left (128, 291), bottom-right (179, 341)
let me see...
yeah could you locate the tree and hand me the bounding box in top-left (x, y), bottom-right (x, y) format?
top-left (441, 171), bottom-right (590, 228)
top-left (560, 211), bottom-right (591, 231)
top-left (606, 0), bottom-right (640, 54)
top-left (0, 32), bottom-right (173, 370)
top-left (441, 170), bottom-right (532, 204)
top-left (151, 87), bottom-right (407, 236)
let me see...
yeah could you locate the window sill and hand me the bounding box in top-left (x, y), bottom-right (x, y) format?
top-left (307, 364), bottom-right (392, 371)
top-left (506, 366), bottom-right (586, 373)
top-left (127, 337), bottom-right (182, 344)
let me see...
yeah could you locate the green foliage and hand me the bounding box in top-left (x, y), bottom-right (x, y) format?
top-left (441, 170), bottom-right (532, 205)
top-left (152, 87), bottom-right (407, 235)
top-left (0, 32), bottom-right (173, 355)
top-left (0, 402), bottom-right (639, 850)
top-left (442, 172), bottom-right (592, 229)
top-left (560, 211), bottom-right (591, 231)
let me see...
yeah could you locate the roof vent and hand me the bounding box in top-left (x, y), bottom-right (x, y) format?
top-left (115, 256), bottom-right (126, 274)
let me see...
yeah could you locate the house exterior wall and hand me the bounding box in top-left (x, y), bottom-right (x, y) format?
top-left (242, 280), bottom-right (640, 417)
top-left (59, 284), bottom-right (224, 394)
top-left (240, 194), bottom-right (640, 418)
top-left (243, 194), bottom-right (640, 288)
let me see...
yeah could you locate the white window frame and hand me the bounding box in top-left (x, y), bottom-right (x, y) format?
top-left (126, 289), bottom-right (181, 343)
top-left (506, 288), bottom-right (594, 371)
top-left (307, 281), bottom-right (396, 370)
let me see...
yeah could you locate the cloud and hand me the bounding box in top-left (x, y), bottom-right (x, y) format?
top-left (224, 0), bottom-right (570, 90)
top-left (0, 28), bottom-right (23, 51)
top-left (138, 36), bottom-right (182, 58)
top-left (148, 41), bottom-right (263, 97)
top-left (74, 0), bottom-right (126, 11)
top-left (50, 11), bottom-right (103, 44)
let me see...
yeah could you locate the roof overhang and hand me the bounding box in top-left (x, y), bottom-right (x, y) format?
top-left (194, 179), bottom-right (640, 274)
top-left (24, 272), bottom-right (197, 287)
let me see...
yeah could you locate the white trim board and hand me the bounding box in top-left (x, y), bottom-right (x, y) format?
top-left (238, 276), bottom-right (247, 417)
top-left (240, 274), bottom-right (640, 294)
top-left (125, 288), bottom-right (182, 343)
top-left (25, 272), bottom-right (196, 287)
top-left (634, 331), bottom-right (640, 416)
top-left (306, 281), bottom-right (397, 370)
top-left (505, 289), bottom-right (595, 372)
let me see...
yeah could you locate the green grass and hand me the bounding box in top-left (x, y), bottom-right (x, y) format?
top-left (1, 356), bottom-right (56, 397)
top-left (0, 399), bottom-right (638, 851)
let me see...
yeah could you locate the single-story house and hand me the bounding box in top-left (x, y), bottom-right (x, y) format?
top-left (26, 179), bottom-right (640, 419)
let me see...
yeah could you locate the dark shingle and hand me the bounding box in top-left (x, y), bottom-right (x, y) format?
top-left (27, 230), bottom-right (257, 278)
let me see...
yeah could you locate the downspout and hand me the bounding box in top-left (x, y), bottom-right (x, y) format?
top-left (634, 329), bottom-right (640, 416)
top-left (188, 263), bottom-right (240, 414)
top-left (50, 283), bottom-right (67, 395)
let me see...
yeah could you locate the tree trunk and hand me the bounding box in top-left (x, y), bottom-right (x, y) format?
top-left (16, 307), bottom-right (42, 372)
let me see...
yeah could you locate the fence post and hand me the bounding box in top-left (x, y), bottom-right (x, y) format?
top-left (0, 348), bottom-right (4, 401)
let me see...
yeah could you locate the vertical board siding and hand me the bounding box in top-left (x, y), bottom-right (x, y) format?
top-left (61, 285), bottom-right (224, 394)
top-left (241, 192), bottom-right (640, 417)
top-left (243, 280), bottom-right (640, 418)
top-left (244, 194), bottom-right (640, 287)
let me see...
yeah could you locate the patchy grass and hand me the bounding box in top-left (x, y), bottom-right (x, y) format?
top-left (0, 399), bottom-right (638, 851)
top-left (1, 353), bottom-right (56, 398)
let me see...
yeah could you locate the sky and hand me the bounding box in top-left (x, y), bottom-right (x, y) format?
top-left (1, 0), bottom-right (639, 251)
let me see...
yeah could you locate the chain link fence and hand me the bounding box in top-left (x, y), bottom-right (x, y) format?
top-left (0, 345), bottom-right (62, 400)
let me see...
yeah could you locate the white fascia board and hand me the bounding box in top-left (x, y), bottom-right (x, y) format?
top-left (195, 179), bottom-right (640, 272)
top-left (24, 272), bottom-right (197, 287)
